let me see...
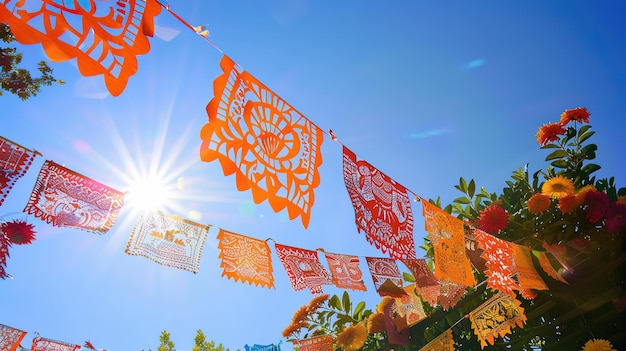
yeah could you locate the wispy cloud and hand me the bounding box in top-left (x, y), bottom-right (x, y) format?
top-left (408, 128), bottom-right (450, 140)
top-left (463, 59), bottom-right (485, 70)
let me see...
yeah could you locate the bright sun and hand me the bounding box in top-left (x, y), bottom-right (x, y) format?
top-left (126, 176), bottom-right (174, 212)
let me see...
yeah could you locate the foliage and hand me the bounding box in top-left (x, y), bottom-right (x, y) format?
top-left (284, 107), bottom-right (626, 350)
top-left (282, 291), bottom-right (391, 351)
top-left (0, 23), bottom-right (63, 100)
top-left (157, 330), bottom-right (175, 351)
top-left (153, 329), bottom-right (238, 351)
top-left (192, 329), bottom-right (229, 351)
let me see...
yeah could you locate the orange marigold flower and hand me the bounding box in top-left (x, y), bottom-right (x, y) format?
top-left (336, 323), bottom-right (368, 351)
top-left (527, 193), bottom-right (551, 213)
top-left (475, 203), bottom-right (509, 234)
top-left (1, 219), bottom-right (36, 245)
top-left (289, 305), bottom-right (310, 328)
top-left (536, 122), bottom-right (567, 146)
top-left (584, 190), bottom-right (610, 223)
top-left (307, 294), bottom-right (329, 312)
top-left (367, 313), bottom-right (387, 334)
top-left (282, 322), bottom-right (302, 338)
top-left (605, 202), bottom-right (626, 234)
top-left (617, 195), bottom-right (626, 205)
top-left (559, 107), bottom-right (590, 125)
top-left (558, 194), bottom-right (580, 214)
top-left (542, 176), bottom-right (575, 199)
top-left (581, 338), bottom-right (617, 351)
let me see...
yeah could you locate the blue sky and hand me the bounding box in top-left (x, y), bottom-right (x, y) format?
top-left (2, 1), bottom-right (625, 350)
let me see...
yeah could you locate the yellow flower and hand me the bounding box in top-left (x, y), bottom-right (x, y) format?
top-left (376, 297), bottom-right (393, 313)
top-left (542, 176), bottom-right (575, 199)
top-left (336, 323), bottom-right (368, 351)
top-left (581, 338), bottom-right (616, 351)
top-left (367, 313), bottom-right (387, 334)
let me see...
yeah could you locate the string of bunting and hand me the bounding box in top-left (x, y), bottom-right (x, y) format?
top-left (0, 1), bottom-right (573, 348)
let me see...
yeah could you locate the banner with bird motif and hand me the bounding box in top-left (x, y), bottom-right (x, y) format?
top-left (125, 210), bottom-right (210, 273)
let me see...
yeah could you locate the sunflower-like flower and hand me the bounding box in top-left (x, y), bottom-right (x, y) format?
top-left (605, 202), bottom-right (626, 234)
top-left (367, 313), bottom-right (387, 334)
top-left (581, 338), bottom-right (616, 351)
top-left (1, 219), bottom-right (36, 245)
top-left (527, 193), bottom-right (551, 213)
top-left (584, 191), bottom-right (610, 223)
top-left (558, 194), bottom-right (580, 214)
top-left (536, 122), bottom-right (567, 146)
top-left (376, 297), bottom-right (393, 314)
top-left (475, 203), bottom-right (509, 234)
top-left (542, 176), bottom-right (575, 199)
top-left (560, 107), bottom-right (590, 125)
top-left (336, 323), bottom-right (368, 351)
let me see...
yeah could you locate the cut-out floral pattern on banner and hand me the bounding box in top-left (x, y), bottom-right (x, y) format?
top-left (342, 146), bottom-right (416, 260)
top-left (31, 336), bottom-right (80, 351)
top-left (274, 243), bottom-right (331, 294)
top-left (125, 211), bottom-right (209, 273)
top-left (0, 0), bottom-right (161, 96)
top-left (0, 323), bottom-right (27, 351)
top-left (422, 200), bottom-right (476, 287)
top-left (295, 334), bottom-right (334, 351)
top-left (365, 256), bottom-right (405, 297)
top-left (474, 228), bottom-right (519, 296)
top-left (217, 229), bottom-right (274, 289)
top-left (200, 55), bottom-right (324, 228)
top-left (468, 292), bottom-right (527, 349)
top-left (0, 230), bottom-right (11, 279)
top-left (322, 251), bottom-right (367, 292)
top-left (23, 160), bottom-right (125, 234)
top-left (0, 136), bottom-right (37, 206)
top-left (418, 328), bottom-right (455, 351)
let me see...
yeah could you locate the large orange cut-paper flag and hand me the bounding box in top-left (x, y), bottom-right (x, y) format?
top-left (0, 0), bottom-right (161, 96)
top-left (200, 55), bottom-right (324, 228)
top-left (217, 229), bottom-right (274, 289)
top-left (0, 323), bottom-right (27, 351)
top-left (422, 200), bottom-right (476, 287)
top-left (343, 146), bottom-right (416, 260)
